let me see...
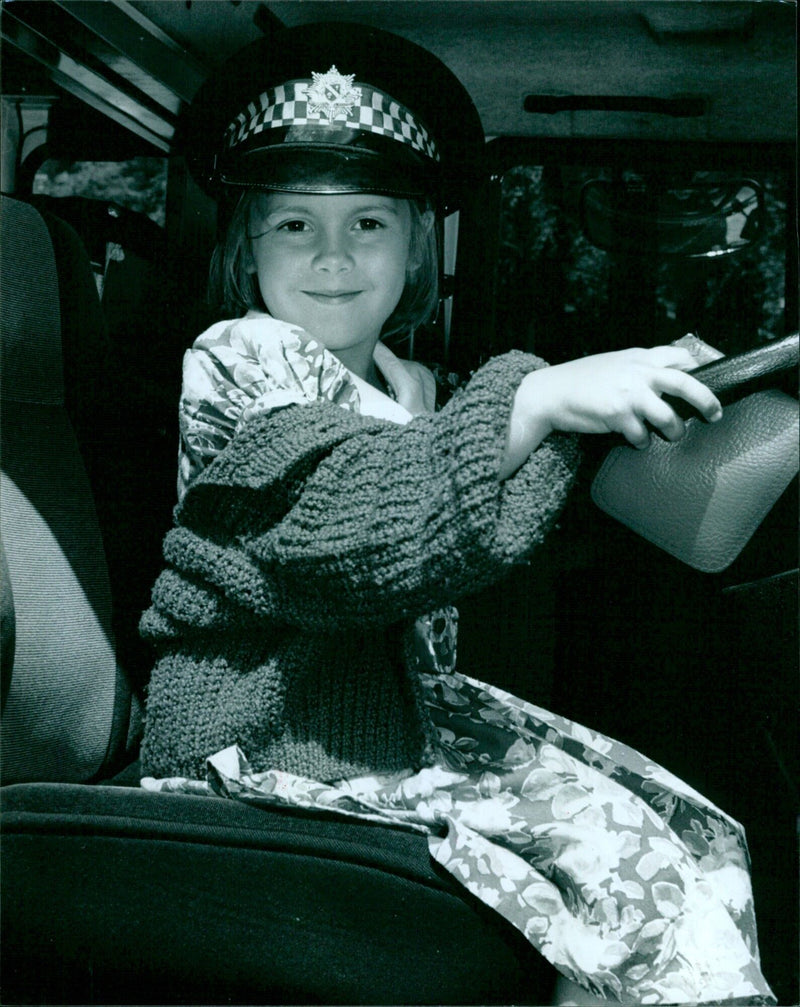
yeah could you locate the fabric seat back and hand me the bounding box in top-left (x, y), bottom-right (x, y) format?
top-left (0, 195), bottom-right (140, 782)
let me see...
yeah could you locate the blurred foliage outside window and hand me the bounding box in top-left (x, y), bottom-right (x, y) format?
top-left (497, 165), bottom-right (789, 362)
top-left (33, 157), bottom-right (167, 228)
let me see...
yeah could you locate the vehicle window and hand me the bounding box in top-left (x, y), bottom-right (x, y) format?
top-left (32, 156), bottom-right (167, 226)
top-left (497, 163), bottom-right (790, 364)
top-left (30, 156), bottom-right (168, 298)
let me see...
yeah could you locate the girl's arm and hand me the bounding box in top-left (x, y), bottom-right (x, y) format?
top-left (146, 352), bottom-right (578, 636)
top-left (145, 346), bottom-right (721, 639)
top-left (500, 345), bottom-right (723, 479)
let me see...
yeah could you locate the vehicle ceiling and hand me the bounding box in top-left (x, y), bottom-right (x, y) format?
top-left (1, 1), bottom-right (796, 157)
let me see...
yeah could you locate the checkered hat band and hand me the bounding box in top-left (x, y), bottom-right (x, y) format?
top-left (225, 79), bottom-right (440, 162)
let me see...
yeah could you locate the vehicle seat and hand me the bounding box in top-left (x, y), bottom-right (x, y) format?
top-left (26, 194), bottom-right (180, 427)
top-left (25, 194), bottom-right (180, 678)
top-left (0, 195), bottom-right (142, 782)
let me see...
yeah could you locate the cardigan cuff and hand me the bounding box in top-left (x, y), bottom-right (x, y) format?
top-left (433, 350), bottom-right (579, 566)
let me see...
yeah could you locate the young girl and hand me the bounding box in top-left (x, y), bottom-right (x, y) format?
top-left (140, 22), bottom-right (775, 1006)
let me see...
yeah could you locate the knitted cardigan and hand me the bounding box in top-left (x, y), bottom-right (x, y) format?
top-left (140, 351), bottom-right (579, 782)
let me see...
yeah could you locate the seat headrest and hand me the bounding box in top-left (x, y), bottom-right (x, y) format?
top-left (0, 196), bottom-right (64, 405)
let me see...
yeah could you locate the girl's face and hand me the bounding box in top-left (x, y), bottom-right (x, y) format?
top-left (247, 193), bottom-right (412, 375)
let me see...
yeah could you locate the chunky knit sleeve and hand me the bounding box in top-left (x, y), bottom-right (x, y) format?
top-left (144, 351), bottom-right (578, 636)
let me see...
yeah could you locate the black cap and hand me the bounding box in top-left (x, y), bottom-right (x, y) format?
top-left (179, 21), bottom-right (485, 213)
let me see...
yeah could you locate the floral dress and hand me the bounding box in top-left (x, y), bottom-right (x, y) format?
top-left (143, 312), bottom-right (775, 1005)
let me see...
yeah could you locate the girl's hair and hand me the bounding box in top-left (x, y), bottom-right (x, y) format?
top-left (208, 190), bottom-right (439, 338)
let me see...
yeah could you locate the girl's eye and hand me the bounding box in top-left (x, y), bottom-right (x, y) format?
top-left (277, 220), bottom-right (309, 233)
top-left (355, 218), bottom-right (384, 232)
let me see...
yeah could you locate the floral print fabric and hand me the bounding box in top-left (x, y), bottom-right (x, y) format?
top-left (144, 673), bottom-right (774, 1003)
top-left (143, 672), bottom-right (773, 1002)
top-left (178, 313), bottom-right (361, 501)
top-left (154, 317), bottom-right (775, 1003)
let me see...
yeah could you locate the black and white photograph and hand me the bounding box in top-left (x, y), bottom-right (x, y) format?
top-left (1, 2), bottom-right (797, 1005)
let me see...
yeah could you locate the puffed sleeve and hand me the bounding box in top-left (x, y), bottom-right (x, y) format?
top-left (145, 350), bottom-right (579, 638)
top-left (178, 314), bottom-right (361, 499)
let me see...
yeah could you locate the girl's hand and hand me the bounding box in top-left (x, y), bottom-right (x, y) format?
top-left (501, 346), bottom-right (723, 479)
top-left (533, 345), bottom-right (723, 448)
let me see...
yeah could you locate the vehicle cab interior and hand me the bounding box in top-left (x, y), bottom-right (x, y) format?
top-left (1, 2), bottom-right (797, 1004)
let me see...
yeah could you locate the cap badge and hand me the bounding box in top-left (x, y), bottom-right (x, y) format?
top-left (307, 66), bottom-right (362, 122)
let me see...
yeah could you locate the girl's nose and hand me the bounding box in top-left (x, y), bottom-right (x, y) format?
top-left (313, 229), bottom-right (354, 273)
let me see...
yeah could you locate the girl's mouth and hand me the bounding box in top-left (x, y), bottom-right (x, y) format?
top-left (304, 291), bottom-right (362, 305)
